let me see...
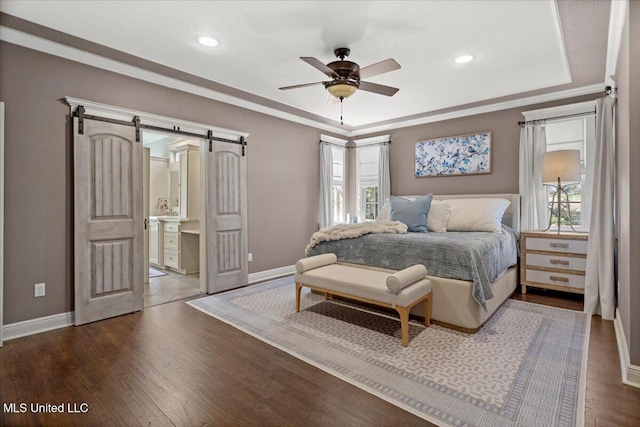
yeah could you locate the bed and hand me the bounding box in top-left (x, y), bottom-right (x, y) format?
top-left (306, 193), bottom-right (520, 332)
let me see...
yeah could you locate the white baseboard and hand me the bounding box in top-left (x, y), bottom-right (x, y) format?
top-left (249, 265), bottom-right (295, 284)
top-left (2, 311), bottom-right (75, 341)
top-left (613, 308), bottom-right (640, 388)
top-left (1, 266), bottom-right (295, 342)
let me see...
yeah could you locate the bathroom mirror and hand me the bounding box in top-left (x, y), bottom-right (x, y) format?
top-left (169, 171), bottom-right (179, 208)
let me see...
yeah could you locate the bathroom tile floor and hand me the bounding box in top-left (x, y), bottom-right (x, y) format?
top-left (144, 269), bottom-right (202, 308)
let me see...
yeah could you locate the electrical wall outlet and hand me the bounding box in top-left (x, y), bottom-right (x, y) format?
top-left (34, 283), bottom-right (45, 298)
top-left (248, 253), bottom-right (253, 262)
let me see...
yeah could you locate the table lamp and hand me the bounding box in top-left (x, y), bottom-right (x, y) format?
top-left (542, 149), bottom-right (581, 233)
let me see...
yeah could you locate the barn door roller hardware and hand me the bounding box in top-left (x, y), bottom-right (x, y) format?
top-left (72, 105), bottom-right (245, 147)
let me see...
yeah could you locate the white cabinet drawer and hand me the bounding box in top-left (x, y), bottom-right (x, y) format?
top-left (164, 222), bottom-right (180, 233)
top-left (164, 249), bottom-right (180, 268)
top-left (525, 237), bottom-right (588, 255)
top-left (164, 232), bottom-right (180, 250)
top-left (525, 253), bottom-right (587, 272)
top-left (525, 269), bottom-right (585, 290)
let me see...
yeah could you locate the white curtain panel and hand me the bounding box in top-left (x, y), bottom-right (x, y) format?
top-left (318, 142), bottom-right (334, 229)
top-left (519, 123), bottom-right (548, 231)
top-left (584, 96), bottom-right (616, 320)
top-left (378, 143), bottom-right (391, 211)
top-left (580, 116), bottom-right (597, 230)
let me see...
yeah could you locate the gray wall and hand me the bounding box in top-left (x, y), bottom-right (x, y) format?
top-left (616, 1), bottom-right (640, 366)
top-left (357, 95), bottom-right (597, 197)
top-left (0, 41), bottom-right (339, 324)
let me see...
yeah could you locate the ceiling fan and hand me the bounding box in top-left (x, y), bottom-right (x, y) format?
top-left (279, 47), bottom-right (401, 103)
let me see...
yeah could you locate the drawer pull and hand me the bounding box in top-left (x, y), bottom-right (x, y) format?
top-left (550, 242), bottom-right (569, 249)
top-left (550, 259), bottom-right (570, 266)
top-left (550, 275), bottom-right (569, 283)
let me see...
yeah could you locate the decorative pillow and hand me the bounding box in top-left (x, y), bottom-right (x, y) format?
top-left (426, 200), bottom-right (451, 232)
top-left (446, 198), bottom-right (511, 232)
top-left (375, 202), bottom-right (391, 221)
top-left (390, 194), bottom-right (433, 232)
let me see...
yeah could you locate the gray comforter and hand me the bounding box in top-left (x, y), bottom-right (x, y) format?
top-left (306, 225), bottom-right (518, 310)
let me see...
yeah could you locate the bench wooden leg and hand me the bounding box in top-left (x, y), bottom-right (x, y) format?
top-left (396, 306), bottom-right (410, 347)
top-left (324, 292), bottom-right (330, 300)
top-left (424, 293), bottom-right (431, 327)
top-left (295, 282), bottom-right (302, 312)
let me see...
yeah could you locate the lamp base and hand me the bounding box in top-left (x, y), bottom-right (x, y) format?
top-left (543, 178), bottom-right (577, 233)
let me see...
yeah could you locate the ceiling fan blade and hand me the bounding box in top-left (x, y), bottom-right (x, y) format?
top-left (358, 81), bottom-right (399, 96)
top-left (300, 57), bottom-right (338, 78)
top-left (358, 59), bottom-right (401, 80)
top-left (328, 94), bottom-right (341, 105)
top-left (279, 82), bottom-right (324, 90)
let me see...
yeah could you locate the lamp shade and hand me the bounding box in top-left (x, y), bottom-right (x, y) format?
top-left (542, 149), bottom-right (581, 184)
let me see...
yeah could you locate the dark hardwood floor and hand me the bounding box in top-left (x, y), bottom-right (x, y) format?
top-left (1, 286), bottom-right (639, 426)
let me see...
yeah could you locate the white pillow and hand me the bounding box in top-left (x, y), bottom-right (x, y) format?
top-left (427, 200), bottom-right (451, 232)
top-left (446, 198), bottom-right (511, 232)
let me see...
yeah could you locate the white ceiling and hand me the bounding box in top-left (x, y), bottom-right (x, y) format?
top-left (0, 1), bottom-right (607, 128)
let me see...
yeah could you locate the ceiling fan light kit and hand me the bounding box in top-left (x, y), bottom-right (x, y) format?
top-left (279, 47), bottom-right (401, 125)
top-left (326, 82), bottom-right (358, 99)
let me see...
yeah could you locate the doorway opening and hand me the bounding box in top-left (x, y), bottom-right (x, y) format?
top-left (143, 130), bottom-right (203, 308)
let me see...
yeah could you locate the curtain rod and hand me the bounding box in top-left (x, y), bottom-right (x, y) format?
top-left (318, 141), bottom-right (392, 148)
top-left (319, 140), bottom-right (348, 148)
top-left (518, 85), bottom-right (614, 127)
top-left (518, 110), bottom-right (596, 127)
top-left (354, 141), bottom-right (391, 148)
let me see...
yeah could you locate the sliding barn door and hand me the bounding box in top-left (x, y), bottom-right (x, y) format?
top-left (206, 141), bottom-right (248, 293)
top-left (74, 118), bottom-right (144, 325)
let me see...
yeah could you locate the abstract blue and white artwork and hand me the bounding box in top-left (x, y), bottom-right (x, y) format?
top-left (415, 131), bottom-right (492, 177)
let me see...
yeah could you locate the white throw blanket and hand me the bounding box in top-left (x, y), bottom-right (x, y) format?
top-left (305, 220), bottom-right (408, 255)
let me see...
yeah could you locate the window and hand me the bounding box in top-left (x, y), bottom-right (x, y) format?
top-left (545, 116), bottom-right (595, 231)
top-left (360, 185), bottom-right (379, 220)
top-left (356, 146), bottom-right (380, 220)
top-left (331, 146), bottom-right (345, 223)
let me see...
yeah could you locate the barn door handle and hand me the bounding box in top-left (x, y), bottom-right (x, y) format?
top-left (144, 219), bottom-right (147, 230)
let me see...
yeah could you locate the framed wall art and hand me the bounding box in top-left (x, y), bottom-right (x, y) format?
top-left (415, 131), bottom-right (492, 177)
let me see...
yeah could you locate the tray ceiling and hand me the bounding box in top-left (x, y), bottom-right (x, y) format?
top-left (0, 1), bottom-right (610, 129)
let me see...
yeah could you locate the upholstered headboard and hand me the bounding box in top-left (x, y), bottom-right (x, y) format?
top-left (399, 193), bottom-right (521, 235)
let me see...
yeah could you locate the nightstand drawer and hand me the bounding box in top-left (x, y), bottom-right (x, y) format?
top-left (525, 253), bottom-right (587, 272)
top-left (164, 249), bottom-right (180, 268)
top-left (525, 237), bottom-right (588, 254)
top-left (164, 222), bottom-right (180, 233)
top-left (525, 269), bottom-right (585, 290)
top-left (164, 232), bottom-right (180, 250)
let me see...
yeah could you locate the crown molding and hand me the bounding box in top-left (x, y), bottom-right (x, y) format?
top-left (605, 0), bottom-right (628, 81)
top-left (0, 26), bottom-right (351, 137)
top-left (551, 0), bottom-right (573, 85)
top-left (2, 26), bottom-right (603, 139)
top-left (348, 83), bottom-right (604, 137)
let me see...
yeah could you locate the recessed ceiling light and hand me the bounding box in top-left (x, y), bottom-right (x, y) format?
top-left (454, 55), bottom-right (474, 64)
top-left (198, 37), bottom-right (219, 47)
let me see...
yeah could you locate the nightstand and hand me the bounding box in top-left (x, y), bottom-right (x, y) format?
top-left (520, 231), bottom-right (589, 295)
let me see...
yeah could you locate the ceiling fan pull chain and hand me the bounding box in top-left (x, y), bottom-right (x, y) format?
top-left (340, 97), bottom-right (344, 126)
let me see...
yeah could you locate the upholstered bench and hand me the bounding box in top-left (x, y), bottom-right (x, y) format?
top-left (295, 253), bottom-right (432, 347)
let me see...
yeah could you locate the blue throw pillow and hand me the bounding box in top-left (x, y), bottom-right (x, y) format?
top-left (390, 195), bottom-right (433, 232)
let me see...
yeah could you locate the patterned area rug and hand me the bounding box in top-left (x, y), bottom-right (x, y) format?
top-left (187, 276), bottom-right (589, 427)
